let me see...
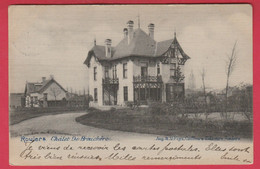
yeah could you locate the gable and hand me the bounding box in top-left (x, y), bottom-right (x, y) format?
top-left (38, 79), bottom-right (66, 94)
top-left (160, 37), bottom-right (190, 65)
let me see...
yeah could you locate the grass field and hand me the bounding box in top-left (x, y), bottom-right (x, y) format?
top-left (9, 107), bottom-right (86, 125)
top-left (76, 107), bottom-right (253, 139)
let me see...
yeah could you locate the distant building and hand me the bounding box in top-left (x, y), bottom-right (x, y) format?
top-left (84, 20), bottom-right (190, 106)
top-left (9, 93), bottom-right (25, 108)
top-left (187, 70), bottom-right (196, 90)
top-left (24, 76), bottom-right (67, 107)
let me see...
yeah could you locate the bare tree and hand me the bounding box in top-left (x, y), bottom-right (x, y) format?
top-left (224, 41), bottom-right (238, 119)
top-left (172, 65), bottom-right (185, 102)
top-left (201, 67), bottom-right (208, 120)
top-left (49, 86), bottom-right (62, 106)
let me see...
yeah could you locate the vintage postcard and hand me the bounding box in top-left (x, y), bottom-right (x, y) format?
top-left (9, 4), bottom-right (253, 165)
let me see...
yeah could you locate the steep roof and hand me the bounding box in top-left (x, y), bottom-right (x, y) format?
top-left (83, 45), bottom-right (115, 65)
top-left (25, 78), bottom-right (67, 95)
top-left (113, 28), bottom-right (156, 58)
top-left (84, 28), bottom-right (190, 66)
top-left (172, 37), bottom-right (190, 60)
top-left (155, 39), bottom-right (173, 56)
top-left (25, 82), bottom-right (43, 94)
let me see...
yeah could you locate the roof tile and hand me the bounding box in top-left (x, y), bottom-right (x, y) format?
top-left (84, 27), bottom-right (190, 66)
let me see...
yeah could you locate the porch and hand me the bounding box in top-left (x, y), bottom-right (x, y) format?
top-left (102, 78), bottom-right (119, 105)
top-left (133, 75), bottom-right (163, 104)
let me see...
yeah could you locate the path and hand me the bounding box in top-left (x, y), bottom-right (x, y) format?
top-left (10, 112), bottom-right (158, 141)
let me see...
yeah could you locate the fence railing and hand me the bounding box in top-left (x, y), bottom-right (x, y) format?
top-left (133, 75), bottom-right (162, 83)
top-left (102, 77), bottom-right (119, 84)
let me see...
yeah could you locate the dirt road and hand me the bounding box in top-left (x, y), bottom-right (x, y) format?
top-left (10, 112), bottom-right (158, 141)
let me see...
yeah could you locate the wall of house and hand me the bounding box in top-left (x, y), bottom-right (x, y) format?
top-left (117, 59), bottom-right (134, 105)
top-left (88, 56), bottom-right (103, 107)
top-left (132, 58), bottom-right (158, 76)
top-left (161, 58), bottom-right (185, 83)
top-left (25, 82), bottom-right (67, 108)
top-left (43, 82), bottom-right (67, 101)
top-left (25, 95), bottom-right (32, 107)
top-left (25, 93), bottom-right (41, 107)
top-left (87, 55), bottom-right (186, 107)
top-left (161, 58), bottom-right (185, 102)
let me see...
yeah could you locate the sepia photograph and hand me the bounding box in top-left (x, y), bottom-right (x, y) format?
top-left (8, 4), bottom-right (253, 165)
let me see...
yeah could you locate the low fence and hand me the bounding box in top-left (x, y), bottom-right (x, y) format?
top-left (10, 106), bottom-right (87, 114)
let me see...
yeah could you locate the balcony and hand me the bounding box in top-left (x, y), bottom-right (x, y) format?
top-left (133, 75), bottom-right (162, 83)
top-left (102, 77), bottom-right (119, 85)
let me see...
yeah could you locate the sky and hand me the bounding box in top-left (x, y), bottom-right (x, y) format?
top-left (9, 4), bottom-right (252, 93)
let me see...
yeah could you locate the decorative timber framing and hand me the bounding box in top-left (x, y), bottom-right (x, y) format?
top-left (133, 75), bottom-right (163, 104)
top-left (161, 35), bottom-right (190, 65)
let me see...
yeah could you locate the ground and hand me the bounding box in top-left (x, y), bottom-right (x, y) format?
top-left (10, 112), bottom-right (157, 140)
top-left (10, 108), bottom-right (252, 140)
top-left (76, 107), bottom-right (252, 139)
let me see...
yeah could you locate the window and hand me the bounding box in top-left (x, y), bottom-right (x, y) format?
top-left (94, 67), bottom-right (97, 81)
top-left (123, 63), bottom-right (127, 78)
top-left (124, 86), bottom-right (128, 101)
top-left (112, 65), bottom-right (117, 79)
top-left (43, 93), bottom-right (48, 101)
top-left (141, 62), bottom-right (148, 77)
top-left (170, 63), bottom-right (176, 77)
top-left (105, 66), bottom-right (109, 78)
top-left (157, 63), bottom-right (160, 75)
top-left (94, 88), bottom-right (98, 102)
top-left (170, 85), bottom-right (174, 100)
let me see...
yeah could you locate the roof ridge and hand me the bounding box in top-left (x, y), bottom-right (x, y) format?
top-left (84, 27), bottom-right (190, 65)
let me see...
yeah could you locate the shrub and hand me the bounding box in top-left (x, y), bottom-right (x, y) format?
top-left (148, 102), bottom-right (167, 115)
top-left (148, 102), bottom-right (188, 116)
top-left (125, 101), bottom-right (134, 108)
top-left (110, 107), bottom-right (116, 113)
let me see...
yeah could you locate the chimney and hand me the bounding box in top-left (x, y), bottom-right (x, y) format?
top-left (127, 20), bottom-right (134, 44)
top-left (105, 39), bottom-right (112, 58)
top-left (123, 28), bottom-right (128, 38)
top-left (148, 23), bottom-right (155, 39)
top-left (42, 77), bottom-right (46, 82)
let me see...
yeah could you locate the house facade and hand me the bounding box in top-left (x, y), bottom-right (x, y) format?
top-left (24, 77), bottom-right (67, 107)
top-left (84, 20), bottom-right (190, 107)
